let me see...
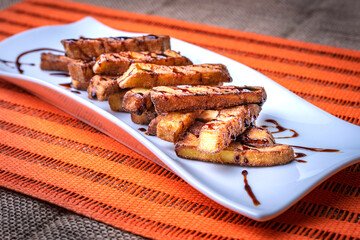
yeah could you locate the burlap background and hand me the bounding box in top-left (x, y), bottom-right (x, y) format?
top-left (1, 0), bottom-right (359, 50)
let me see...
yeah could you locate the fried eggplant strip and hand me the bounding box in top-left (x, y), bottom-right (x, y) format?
top-left (175, 122), bottom-right (294, 166)
top-left (87, 75), bottom-right (120, 101)
top-left (130, 106), bottom-right (157, 125)
top-left (196, 110), bottom-right (219, 122)
top-left (118, 63), bottom-right (231, 88)
top-left (122, 88), bottom-right (152, 115)
top-left (68, 60), bottom-right (95, 90)
top-left (198, 104), bottom-right (261, 153)
top-left (40, 53), bottom-right (75, 72)
top-left (150, 85), bottom-right (266, 113)
top-left (108, 91), bottom-right (129, 112)
top-left (93, 50), bottom-right (192, 75)
top-left (61, 35), bottom-right (171, 60)
top-left (148, 111), bottom-right (202, 142)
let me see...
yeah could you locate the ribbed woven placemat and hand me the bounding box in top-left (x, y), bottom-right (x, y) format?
top-left (0, 0), bottom-right (359, 239)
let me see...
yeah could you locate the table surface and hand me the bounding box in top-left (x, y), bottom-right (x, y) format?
top-left (0, 1), bottom-right (359, 239)
top-left (2, 0), bottom-right (360, 51)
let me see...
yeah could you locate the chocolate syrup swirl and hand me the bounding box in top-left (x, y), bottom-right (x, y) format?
top-left (261, 119), bottom-right (340, 163)
top-left (262, 119), bottom-right (299, 139)
top-left (16, 48), bottom-right (64, 74)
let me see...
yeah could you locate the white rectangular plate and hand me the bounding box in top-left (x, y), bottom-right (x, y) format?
top-left (0, 17), bottom-right (359, 221)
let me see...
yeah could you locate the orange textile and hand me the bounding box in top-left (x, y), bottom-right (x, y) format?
top-left (0, 0), bottom-right (359, 239)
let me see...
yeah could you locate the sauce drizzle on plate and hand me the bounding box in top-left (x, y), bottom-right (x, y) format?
top-left (262, 119), bottom-right (299, 139)
top-left (50, 72), bottom-right (70, 77)
top-left (16, 48), bottom-right (64, 74)
top-left (242, 170), bottom-right (260, 206)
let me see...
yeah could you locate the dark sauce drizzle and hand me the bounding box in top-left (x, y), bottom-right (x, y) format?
top-left (138, 127), bottom-right (151, 136)
top-left (242, 170), bottom-right (260, 206)
top-left (58, 83), bottom-right (82, 95)
top-left (1, 58), bottom-right (35, 69)
top-left (5, 48), bottom-right (78, 93)
top-left (262, 119), bottom-right (299, 139)
top-left (261, 119), bottom-right (340, 163)
top-left (291, 145), bottom-right (339, 153)
top-left (138, 128), bottom-right (147, 132)
top-left (16, 48), bottom-right (64, 74)
top-left (59, 83), bottom-right (72, 89)
top-left (50, 72), bottom-right (70, 77)
top-left (294, 152), bottom-right (307, 163)
top-left (0, 59), bottom-right (15, 68)
top-left (295, 152), bottom-right (307, 158)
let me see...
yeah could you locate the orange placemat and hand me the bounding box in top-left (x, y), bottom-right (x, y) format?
top-left (0, 0), bottom-right (359, 239)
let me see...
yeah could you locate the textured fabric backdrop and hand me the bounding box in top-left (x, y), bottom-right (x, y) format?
top-left (1, 0), bottom-right (360, 50)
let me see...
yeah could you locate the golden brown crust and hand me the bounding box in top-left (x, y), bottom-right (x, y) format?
top-left (40, 53), bottom-right (75, 72)
top-left (196, 110), bottom-right (219, 122)
top-left (93, 50), bottom-right (192, 75)
top-left (150, 85), bottom-right (266, 113)
top-left (61, 35), bottom-right (171, 60)
top-left (175, 124), bottom-right (294, 166)
top-left (87, 75), bottom-right (120, 101)
top-left (117, 63), bottom-right (232, 88)
top-left (68, 60), bottom-right (95, 90)
top-left (130, 107), bottom-right (157, 125)
top-left (122, 88), bottom-right (152, 115)
top-left (238, 127), bottom-right (275, 147)
top-left (108, 90), bottom-right (129, 112)
top-left (198, 104), bottom-right (261, 153)
top-left (71, 79), bottom-right (90, 90)
top-left (147, 116), bottom-right (161, 136)
top-left (155, 111), bottom-right (202, 142)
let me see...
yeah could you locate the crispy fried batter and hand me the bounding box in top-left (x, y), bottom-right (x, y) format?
top-left (87, 75), bottom-right (120, 101)
top-left (117, 63), bottom-right (232, 88)
top-left (61, 35), bottom-right (171, 60)
top-left (68, 60), bottom-right (95, 90)
top-left (40, 53), bottom-right (75, 72)
top-left (198, 104), bottom-right (261, 153)
top-left (130, 106), bottom-right (157, 125)
top-left (108, 91), bottom-right (129, 112)
top-left (122, 88), bottom-right (152, 115)
top-left (196, 110), bottom-right (219, 122)
top-left (150, 85), bottom-right (266, 113)
top-left (151, 111), bottom-right (202, 142)
top-left (93, 50), bottom-right (192, 75)
top-left (238, 126), bottom-right (275, 147)
top-left (71, 79), bottom-right (90, 90)
top-left (175, 122), bottom-right (294, 166)
top-left (147, 116), bottom-right (161, 136)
